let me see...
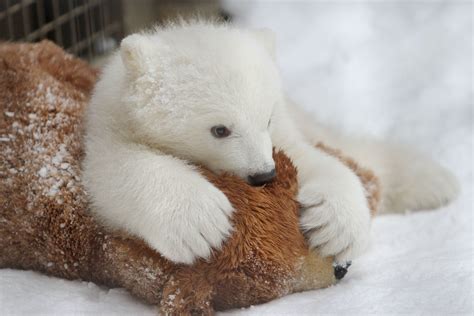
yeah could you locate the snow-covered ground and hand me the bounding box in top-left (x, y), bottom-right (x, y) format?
top-left (1, 1), bottom-right (472, 315)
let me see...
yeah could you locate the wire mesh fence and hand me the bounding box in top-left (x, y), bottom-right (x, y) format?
top-left (0, 0), bottom-right (123, 60)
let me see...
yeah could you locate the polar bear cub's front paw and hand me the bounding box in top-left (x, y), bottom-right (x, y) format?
top-left (145, 181), bottom-right (234, 265)
top-left (298, 180), bottom-right (371, 262)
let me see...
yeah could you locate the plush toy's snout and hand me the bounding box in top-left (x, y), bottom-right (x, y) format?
top-left (334, 261), bottom-right (352, 280)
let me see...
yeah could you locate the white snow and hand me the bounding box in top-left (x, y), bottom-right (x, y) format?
top-left (1, 1), bottom-right (472, 315)
top-left (38, 167), bottom-right (48, 178)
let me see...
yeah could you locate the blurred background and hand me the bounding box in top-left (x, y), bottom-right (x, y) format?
top-left (0, 0), bottom-right (472, 314)
top-left (0, 0), bottom-right (226, 63)
top-left (0, 0), bottom-right (470, 141)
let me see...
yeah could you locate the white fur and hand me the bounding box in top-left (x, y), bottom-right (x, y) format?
top-left (83, 21), bottom-right (459, 264)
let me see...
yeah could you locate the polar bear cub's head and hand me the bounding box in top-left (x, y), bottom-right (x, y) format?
top-left (117, 23), bottom-right (282, 185)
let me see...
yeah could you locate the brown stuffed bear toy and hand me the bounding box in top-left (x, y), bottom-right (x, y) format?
top-left (0, 41), bottom-right (379, 315)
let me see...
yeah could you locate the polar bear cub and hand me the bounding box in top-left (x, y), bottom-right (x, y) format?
top-left (84, 22), bottom-right (459, 264)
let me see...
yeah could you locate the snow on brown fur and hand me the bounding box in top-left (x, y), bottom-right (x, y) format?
top-left (0, 41), bottom-right (379, 315)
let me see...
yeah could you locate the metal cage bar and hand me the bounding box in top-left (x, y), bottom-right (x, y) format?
top-left (0, 0), bottom-right (36, 20)
top-left (35, 0), bottom-right (46, 38)
top-left (51, 0), bottom-right (63, 46)
top-left (0, 0), bottom-right (123, 60)
top-left (67, 0), bottom-right (77, 54)
top-left (4, 0), bottom-right (14, 39)
top-left (20, 0), bottom-right (31, 38)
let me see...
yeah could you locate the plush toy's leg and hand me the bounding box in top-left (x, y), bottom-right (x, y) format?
top-left (160, 270), bottom-right (214, 316)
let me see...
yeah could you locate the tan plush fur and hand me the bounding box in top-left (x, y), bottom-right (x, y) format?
top-left (0, 41), bottom-right (379, 315)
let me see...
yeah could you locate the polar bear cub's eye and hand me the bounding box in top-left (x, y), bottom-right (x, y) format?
top-left (211, 125), bottom-right (231, 138)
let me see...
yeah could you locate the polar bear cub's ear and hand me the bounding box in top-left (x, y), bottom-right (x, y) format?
top-left (253, 28), bottom-right (277, 59)
top-left (120, 34), bottom-right (155, 75)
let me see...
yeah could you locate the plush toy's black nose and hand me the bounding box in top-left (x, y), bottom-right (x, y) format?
top-left (334, 265), bottom-right (348, 280)
top-left (334, 261), bottom-right (352, 280)
top-left (248, 169), bottom-right (276, 186)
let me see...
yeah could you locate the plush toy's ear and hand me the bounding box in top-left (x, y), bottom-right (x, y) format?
top-left (253, 28), bottom-right (277, 59)
top-left (120, 34), bottom-right (155, 76)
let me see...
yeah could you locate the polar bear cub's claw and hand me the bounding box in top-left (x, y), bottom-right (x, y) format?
top-left (298, 181), bottom-right (371, 262)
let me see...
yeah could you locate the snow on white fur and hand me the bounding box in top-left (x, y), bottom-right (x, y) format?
top-left (83, 21), bottom-right (459, 265)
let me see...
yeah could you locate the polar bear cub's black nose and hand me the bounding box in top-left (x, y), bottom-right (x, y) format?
top-left (248, 169), bottom-right (276, 186)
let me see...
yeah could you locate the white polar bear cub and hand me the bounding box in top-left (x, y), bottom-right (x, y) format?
top-left (84, 21), bottom-right (459, 264)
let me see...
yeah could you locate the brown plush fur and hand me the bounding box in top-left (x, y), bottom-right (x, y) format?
top-left (0, 41), bottom-right (379, 315)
